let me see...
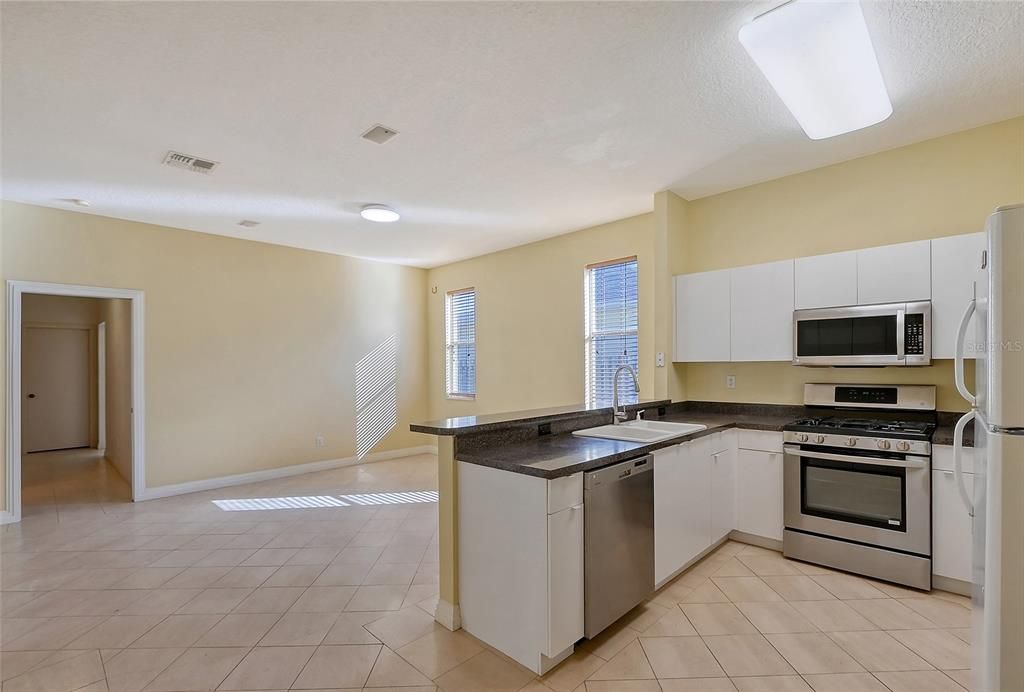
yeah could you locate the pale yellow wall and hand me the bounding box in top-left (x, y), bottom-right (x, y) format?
top-left (1, 202), bottom-right (430, 497)
top-left (676, 117), bottom-right (1024, 410)
top-left (655, 190), bottom-right (690, 402)
top-left (100, 298), bottom-right (132, 483)
top-left (426, 213), bottom-right (656, 420)
top-left (679, 117), bottom-right (1024, 274)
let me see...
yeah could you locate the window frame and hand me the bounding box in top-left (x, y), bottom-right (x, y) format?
top-left (445, 286), bottom-right (477, 400)
top-left (584, 256), bottom-right (640, 409)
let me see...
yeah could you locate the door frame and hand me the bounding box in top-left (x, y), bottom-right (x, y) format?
top-left (6, 281), bottom-right (146, 522)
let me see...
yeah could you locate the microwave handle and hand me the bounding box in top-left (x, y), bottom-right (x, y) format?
top-left (954, 298), bottom-right (977, 407)
top-left (896, 309), bottom-right (906, 360)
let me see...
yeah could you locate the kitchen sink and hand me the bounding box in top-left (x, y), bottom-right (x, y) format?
top-left (572, 419), bottom-right (707, 443)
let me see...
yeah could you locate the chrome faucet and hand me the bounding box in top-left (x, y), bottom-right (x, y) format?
top-left (612, 365), bottom-right (640, 424)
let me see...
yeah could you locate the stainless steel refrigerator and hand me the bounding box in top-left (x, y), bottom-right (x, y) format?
top-left (953, 202), bottom-right (1024, 692)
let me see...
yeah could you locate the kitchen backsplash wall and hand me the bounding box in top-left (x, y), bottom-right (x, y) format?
top-left (684, 360), bottom-right (975, 413)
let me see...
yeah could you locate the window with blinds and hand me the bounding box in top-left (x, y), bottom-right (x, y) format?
top-left (585, 257), bottom-right (639, 408)
top-left (446, 288), bottom-right (477, 399)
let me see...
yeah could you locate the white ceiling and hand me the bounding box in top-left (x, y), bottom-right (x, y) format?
top-left (3, 2), bottom-right (1022, 268)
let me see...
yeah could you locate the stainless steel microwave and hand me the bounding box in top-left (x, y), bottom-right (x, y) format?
top-left (792, 301), bottom-right (931, 367)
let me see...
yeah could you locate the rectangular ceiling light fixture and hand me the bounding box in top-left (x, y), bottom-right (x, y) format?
top-left (739, 0), bottom-right (892, 140)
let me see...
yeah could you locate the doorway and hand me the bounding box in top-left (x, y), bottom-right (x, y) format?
top-left (5, 281), bottom-right (145, 523)
top-left (23, 323), bottom-right (92, 453)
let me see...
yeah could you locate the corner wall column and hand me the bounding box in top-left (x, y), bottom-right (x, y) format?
top-left (434, 435), bottom-right (461, 630)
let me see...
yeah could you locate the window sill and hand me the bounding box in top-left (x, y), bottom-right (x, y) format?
top-left (447, 394), bottom-right (476, 401)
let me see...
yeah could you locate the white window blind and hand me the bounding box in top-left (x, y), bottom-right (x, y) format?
top-left (586, 258), bottom-right (639, 408)
top-left (446, 288), bottom-right (477, 398)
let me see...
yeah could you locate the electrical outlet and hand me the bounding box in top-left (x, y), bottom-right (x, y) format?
top-left (656, 352), bottom-right (665, 367)
top-left (315, 435), bottom-right (326, 448)
top-left (726, 375), bottom-right (736, 389)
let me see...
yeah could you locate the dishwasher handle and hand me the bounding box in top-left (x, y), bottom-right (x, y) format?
top-left (584, 455), bottom-right (653, 490)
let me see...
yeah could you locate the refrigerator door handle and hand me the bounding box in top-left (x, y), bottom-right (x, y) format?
top-left (954, 298), bottom-right (977, 407)
top-left (953, 409), bottom-right (976, 518)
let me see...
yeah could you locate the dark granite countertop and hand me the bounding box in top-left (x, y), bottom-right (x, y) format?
top-left (455, 406), bottom-right (800, 479)
top-left (934, 412), bottom-right (976, 447)
top-left (426, 399), bottom-right (973, 479)
top-left (410, 399), bottom-right (671, 436)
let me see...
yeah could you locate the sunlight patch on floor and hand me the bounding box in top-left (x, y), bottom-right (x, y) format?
top-left (212, 490), bottom-right (438, 511)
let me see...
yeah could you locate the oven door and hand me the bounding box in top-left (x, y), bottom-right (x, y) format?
top-left (783, 444), bottom-right (931, 556)
top-left (792, 302), bottom-right (931, 366)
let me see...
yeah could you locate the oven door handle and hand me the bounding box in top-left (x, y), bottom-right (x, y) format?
top-left (783, 444), bottom-right (929, 469)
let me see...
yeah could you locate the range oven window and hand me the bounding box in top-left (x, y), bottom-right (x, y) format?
top-left (800, 457), bottom-right (906, 531)
top-left (796, 315), bottom-right (898, 357)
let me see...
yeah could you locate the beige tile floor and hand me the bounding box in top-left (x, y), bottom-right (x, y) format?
top-left (2, 452), bottom-right (974, 691)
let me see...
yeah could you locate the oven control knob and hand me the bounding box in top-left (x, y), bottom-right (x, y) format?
top-left (814, 435), bottom-right (825, 444)
top-left (896, 441), bottom-right (911, 452)
top-left (797, 433), bottom-right (809, 443)
top-left (846, 437), bottom-right (857, 446)
top-left (877, 439), bottom-right (892, 450)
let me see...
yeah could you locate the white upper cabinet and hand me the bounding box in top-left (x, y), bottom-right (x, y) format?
top-left (674, 270), bottom-right (731, 362)
top-left (795, 250), bottom-right (858, 309)
top-left (931, 232), bottom-right (986, 359)
top-left (856, 240), bottom-right (931, 305)
top-left (730, 260), bottom-right (795, 361)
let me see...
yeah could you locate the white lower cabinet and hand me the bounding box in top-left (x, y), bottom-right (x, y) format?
top-left (654, 432), bottom-right (738, 586)
top-left (735, 446), bottom-right (784, 541)
top-left (458, 462), bottom-right (583, 674)
top-left (547, 504), bottom-right (584, 656)
top-left (654, 441), bottom-right (710, 585)
top-left (932, 445), bottom-right (975, 583)
top-left (710, 436), bottom-right (736, 543)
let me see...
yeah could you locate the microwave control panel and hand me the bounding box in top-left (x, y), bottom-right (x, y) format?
top-left (905, 314), bottom-right (925, 355)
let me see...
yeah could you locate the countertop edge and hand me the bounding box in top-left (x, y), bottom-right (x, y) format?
top-left (456, 417), bottom-right (973, 480)
top-left (455, 418), bottom-right (787, 479)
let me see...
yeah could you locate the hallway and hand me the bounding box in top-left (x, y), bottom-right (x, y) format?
top-left (21, 448), bottom-right (131, 521)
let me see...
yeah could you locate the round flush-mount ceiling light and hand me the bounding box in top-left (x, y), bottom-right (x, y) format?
top-left (360, 204), bottom-right (400, 223)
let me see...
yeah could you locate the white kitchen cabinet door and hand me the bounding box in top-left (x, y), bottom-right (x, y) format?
top-left (674, 271), bottom-right (731, 362)
top-left (654, 445), bottom-right (684, 584)
top-left (736, 448), bottom-right (784, 541)
top-left (730, 260), bottom-right (795, 361)
top-left (857, 240), bottom-right (931, 305)
top-left (932, 469), bottom-right (974, 583)
top-left (546, 504), bottom-right (584, 656)
top-left (654, 442), bottom-right (711, 584)
top-left (795, 250), bottom-right (858, 309)
top-left (931, 232), bottom-right (986, 359)
top-left (710, 446), bottom-right (736, 543)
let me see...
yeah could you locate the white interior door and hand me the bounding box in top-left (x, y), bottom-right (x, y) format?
top-left (23, 326), bottom-right (91, 453)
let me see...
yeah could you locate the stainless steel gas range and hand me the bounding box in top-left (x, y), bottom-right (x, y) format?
top-left (783, 383), bottom-right (938, 590)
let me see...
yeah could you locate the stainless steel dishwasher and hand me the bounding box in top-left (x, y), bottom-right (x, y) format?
top-left (584, 454), bottom-right (655, 638)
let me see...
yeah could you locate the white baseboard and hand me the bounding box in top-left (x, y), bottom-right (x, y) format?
top-left (136, 445), bottom-right (438, 502)
top-left (729, 530), bottom-right (784, 552)
top-left (0, 510), bottom-right (18, 525)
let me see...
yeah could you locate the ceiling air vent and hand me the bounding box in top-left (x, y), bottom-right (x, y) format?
top-left (361, 124), bottom-right (399, 144)
top-left (162, 150), bottom-right (219, 174)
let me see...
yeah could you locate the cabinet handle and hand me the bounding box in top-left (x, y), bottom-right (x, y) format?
top-left (943, 470), bottom-right (954, 477)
